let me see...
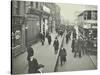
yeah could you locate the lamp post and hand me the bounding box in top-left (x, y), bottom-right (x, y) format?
top-left (24, 14), bottom-right (29, 47)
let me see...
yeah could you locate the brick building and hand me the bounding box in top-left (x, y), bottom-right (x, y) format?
top-left (11, 0), bottom-right (61, 57)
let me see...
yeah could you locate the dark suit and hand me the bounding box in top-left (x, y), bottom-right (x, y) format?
top-left (28, 58), bottom-right (39, 73)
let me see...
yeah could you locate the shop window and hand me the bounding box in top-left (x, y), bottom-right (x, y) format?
top-left (16, 1), bottom-right (20, 15)
top-left (87, 11), bottom-right (91, 20)
top-left (92, 11), bottom-right (97, 20)
top-left (30, 2), bottom-right (33, 8)
top-left (84, 12), bottom-right (87, 20)
top-left (36, 2), bottom-right (38, 8)
top-left (12, 27), bottom-right (22, 48)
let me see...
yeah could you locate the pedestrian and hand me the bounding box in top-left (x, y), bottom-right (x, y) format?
top-left (74, 39), bottom-right (79, 57)
top-left (66, 34), bottom-right (68, 44)
top-left (69, 31), bottom-right (71, 40)
top-left (28, 55), bottom-right (39, 73)
top-left (46, 31), bottom-right (49, 38)
top-left (47, 33), bottom-right (52, 45)
top-left (78, 38), bottom-right (82, 58)
top-left (71, 38), bottom-right (75, 52)
top-left (86, 39), bottom-right (93, 55)
top-left (84, 38), bottom-right (88, 55)
top-left (40, 32), bottom-right (42, 42)
top-left (59, 47), bottom-right (67, 66)
top-left (73, 31), bottom-right (76, 39)
top-left (41, 33), bottom-right (45, 45)
top-left (67, 32), bottom-right (70, 41)
top-left (61, 30), bottom-right (63, 37)
top-left (74, 38), bottom-right (82, 58)
top-left (53, 37), bottom-right (59, 54)
top-left (28, 48), bottom-right (44, 73)
top-left (27, 45), bottom-right (34, 62)
top-left (81, 38), bottom-right (86, 55)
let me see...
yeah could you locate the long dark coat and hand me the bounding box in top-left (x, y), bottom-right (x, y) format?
top-left (59, 48), bottom-right (67, 62)
top-left (53, 40), bottom-right (59, 51)
top-left (28, 58), bottom-right (39, 73)
top-left (71, 39), bottom-right (75, 52)
top-left (47, 35), bottom-right (51, 44)
top-left (66, 34), bottom-right (68, 43)
top-left (27, 47), bottom-right (34, 61)
top-left (74, 39), bottom-right (82, 57)
top-left (73, 32), bottom-right (76, 39)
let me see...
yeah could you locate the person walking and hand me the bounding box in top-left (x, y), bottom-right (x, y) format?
top-left (59, 47), bottom-right (67, 66)
top-left (74, 39), bottom-right (79, 57)
top-left (69, 31), bottom-right (71, 40)
top-left (74, 38), bottom-right (82, 58)
top-left (53, 37), bottom-right (59, 54)
top-left (73, 31), bottom-right (76, 39)
top-left (47, 33), bottom-right (52, 45)
top-left (27, 47), bottom-right (44, 73)
top-left (27, 45), bottom-right (34, 62)
top-left (81, 38), bottom-right (86, 55)
top-left (66, 34), bottom-right (68, 44)
top-left (71, 38), bottom-right (75, 52)
top-left (83, 38), bottom-right (88, 55)
top-left (78, 38), bottom-right (82, 58)
top-left (41, 33), bottom-right (45, 45)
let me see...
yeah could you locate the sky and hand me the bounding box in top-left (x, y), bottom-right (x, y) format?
top-left (57, 3), bottom-right (97, 23)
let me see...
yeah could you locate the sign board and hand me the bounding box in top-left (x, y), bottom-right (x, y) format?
top-left (12, 16), bottom-right (25, 25)
top-left (43, 5), bottom-right (50, 13)
top-left (83, 24), bottom-right (91, 29)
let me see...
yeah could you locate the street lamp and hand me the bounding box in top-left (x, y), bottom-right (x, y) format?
top-left (24, 14), bottom-right (29, 47)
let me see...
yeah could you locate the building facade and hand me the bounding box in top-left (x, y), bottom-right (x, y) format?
top-left (11, 1), bottom-right (26, 57)
top-left (77, 9), bottom-right (97, 52)
top-left (25, 2), bottom-right (43, 46)
top-left (11, 1), bottom-right (61, 57)
top-left (78, 10), bottom-right (97, 39)
top-left (44, 3), bottom-right (61, 33)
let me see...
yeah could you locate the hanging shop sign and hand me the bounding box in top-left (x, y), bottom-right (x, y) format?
top-left (27, 15), bottom-right (39, 21)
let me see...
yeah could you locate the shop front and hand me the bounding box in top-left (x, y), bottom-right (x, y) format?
top-left (78, 23), bottom-right (97, 54)
top-left (25, 14), bottom-right (40, 46)
top-left (42, 5), bottom-right (50, 35)
top-left (12, 16), bottom-right (25, 57)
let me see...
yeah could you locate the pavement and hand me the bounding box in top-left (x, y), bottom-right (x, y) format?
top-left (89, 55), bottom-right (97, 67)
top-left (57, 33), bottom-right (97, 72)
top-left (12, 32), bottom-right (64, 74)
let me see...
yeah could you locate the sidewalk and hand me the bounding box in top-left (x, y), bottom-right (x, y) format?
top-left (30, 32), bottom-right (63, 73)
top-left (12, 32), bottom-right (64, 74)
top-left (89, 55), bottom-right (97, 67)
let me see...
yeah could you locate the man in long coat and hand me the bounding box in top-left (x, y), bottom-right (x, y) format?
top-left (66, 34), bottom-right (68, 44)
top-left (74, 39), bottom-right (82, 58)
top-left (59, 48), bottom-right (67, 66)
top-left (71, 38), bottom-right (75, 52)
top-left (53, 37), bottom-right (59, 54)
top-left (47, 33), bottom-right (52, 45)
top-left (41, 33), bottom-right (45, 45)
top-left (27, 46), bottom-right (34, 62)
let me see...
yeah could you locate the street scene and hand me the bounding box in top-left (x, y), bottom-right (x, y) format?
top-left (11, 0), bottom-right (97, 74)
